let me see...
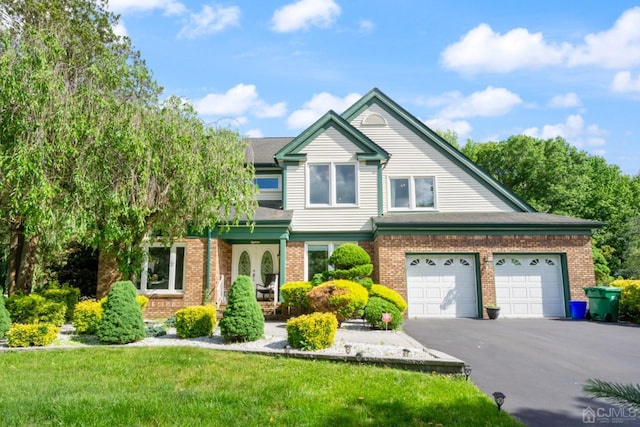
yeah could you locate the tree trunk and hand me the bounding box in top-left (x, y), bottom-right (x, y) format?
top-left (5, 222), bottom-right (24, 296)
top-left (16, 234), bottom-right (39, 294)
top-left (97, 249), bottom-right (121, 298)
top-left (5, 221), bottom-right (38, 295)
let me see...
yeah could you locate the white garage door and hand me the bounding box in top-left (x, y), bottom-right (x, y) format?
top-left (494, 255), bottom-right (565, 318)
top-left (406, 255), bottom-right (478, 318)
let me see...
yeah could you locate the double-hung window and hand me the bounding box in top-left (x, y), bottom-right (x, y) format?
top-left (137, 244), bottom-right (186, 293)
top-left (389, 176), bottom-right (435, 210)
top-left (308, 163), bottom-right (357, 206)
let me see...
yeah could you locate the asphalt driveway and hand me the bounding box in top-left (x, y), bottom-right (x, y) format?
top-left (403, 318), bottom-right (640, 427)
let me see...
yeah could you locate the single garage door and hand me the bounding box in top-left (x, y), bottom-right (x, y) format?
top-left (406, 255), bottom-right (478, 318)
top-left (494, 255), bottom-right (565, 318)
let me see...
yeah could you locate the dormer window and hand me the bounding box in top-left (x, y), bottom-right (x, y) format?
top-left (389, 176), bottom-right (435, 210)
top-left (308, 163), bottom-right (357, 206)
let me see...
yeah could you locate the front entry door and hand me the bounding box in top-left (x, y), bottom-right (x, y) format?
top-left (232, 244), bottom-right (279, 288)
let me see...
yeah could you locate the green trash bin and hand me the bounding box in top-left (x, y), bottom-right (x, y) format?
top-left (583, 287), bottom-right (621, 322)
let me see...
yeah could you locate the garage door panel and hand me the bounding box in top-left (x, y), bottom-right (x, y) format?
top-left (406, 255), bottom-right (478, 318)
top-left (495, 255), bottom-right (565, 318)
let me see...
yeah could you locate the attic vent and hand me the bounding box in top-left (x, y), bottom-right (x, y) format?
top-left (362, 113), bottom-right (386, 126)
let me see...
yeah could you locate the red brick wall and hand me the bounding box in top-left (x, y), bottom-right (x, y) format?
top-left (286, 241), bottom-right (305, 282)
top-left (374, 234), bottom-right (595, 318)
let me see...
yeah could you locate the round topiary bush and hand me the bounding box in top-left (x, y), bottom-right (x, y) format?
top-left (370, 284), bottom-right (408, 313)
top-left (0, 289), bottom-right (11, 338)
top-left (286, 312), bottom-right (338, 350)
top-left (306, 280), bottom-right (369, 324)
top-left (175, 305), bottom-right (217, 338)
top-left (96, 281), bottom-right (146, 344)
top-left (328, 243), bottom-right (370, 269)
top-left (219, 275), bottom-right (264, 342)
top-left (364, 296), bottom-right (403, 330)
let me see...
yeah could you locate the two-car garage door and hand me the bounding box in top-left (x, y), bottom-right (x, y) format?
top-left (406, 254), bottom-right (566, 318)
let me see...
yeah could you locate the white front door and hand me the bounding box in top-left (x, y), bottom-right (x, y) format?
top-left (232, 244), bottom-right (279, 288)
top-left (494, 255), bottom-right (565, 318)
top-left (406, 254), bottom-right (478, 318)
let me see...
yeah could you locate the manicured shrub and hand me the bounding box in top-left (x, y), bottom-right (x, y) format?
top-left (370, 284), bottom-right (408, 313)
top-left (0, 289), bottom-right (10, 338)
top-left (610, 279), bottom-right (640, 322)
top-left (72, 300), bottom-right (104, 334)
top-left (219, 275), bottom-right (264, 342)
top-left (7, 323), bottom-right (60, 347)
top-left (175, 305), bottom-right (217, 338)
top-left (37, 285), bottom-right (80, 321)
top-left (364, 296), bottom-right (404, 330)
top-left (136, 295), bottom-right (149, 312)
top-left (281, 281), bottom-right (313, 313)
top-left (97, 281), bottom-right (146, 344)
top-left (286, 312), bottom-right (338, 350)
top-left (307, 280), bottom-right (369, 323)
top-left (164, 315), bottom-right (176, 328)
top-left (328, 243), bottom-right (371, 269)
top-left (5, 294), bottom-right (66, 326)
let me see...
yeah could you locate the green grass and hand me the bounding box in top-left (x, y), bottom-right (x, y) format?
top-left (0, 347), bottom-right (523, 426)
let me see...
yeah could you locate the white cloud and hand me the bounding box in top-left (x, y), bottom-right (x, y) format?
top-left (523, 114), bottom-right (607, 147)
top-left (108, 0), bottom-right (186, 16)
top-left (441, 23), bottom-right (569, 73)
top-left (441, 7), bottom-right (640, 73)
top-left (359, 19), bottom-right (374, 33)
top-left (112, 20), bottom-right (128, 37)
top-left (245, 129), bottom-right (264, 138)
top-left (428, 87), bottom-right (522, 119)
top-left (424, 118), bottom-right (472, 138)
top-left (287, 92), bottom-right (361, 129)
top-left (178, 4), bottom-right (240, 39)
top-left (194, 84), bottom-right (287, 119)
top-left (271, 0), bottom-right (341, 33)
top-left (568, 7), bottom-right (640, 68)
top-left (548, 92), bottom-right (581, 108)
top-left (611, 71), bottom-right (640, 94)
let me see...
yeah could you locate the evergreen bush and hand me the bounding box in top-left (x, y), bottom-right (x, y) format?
top-left (364, 296), bottom-right (403, 330)
top-left (328, 243), bottom-right (371, 269)
top-left (370, 284), bottom-right (408, 313)
top-left (175, 305), bottom-right (217, 338)
top-left (219, 275), bottom-right (264, 342)
top-left (7, 323), bottom-right (59, 347)
top-left (286, 312), bottom-right (338, 350)
top-left (96, 281), bottom-right (146, 344)
top-left (307, 280), bottom-right (369, 323)
top-left (5, 294), bottom-right (66, 326)
top-left (72, 300), bottom-right (104, 334)
top-left (0, 289), bottom-right (10, 338)
top-left (280, 281), bottom-right (313, 313)
top-left (136, 295), bottom-right (149, 312)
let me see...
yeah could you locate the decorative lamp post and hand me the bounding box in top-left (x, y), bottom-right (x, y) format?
top-left (492, 392), bottom-right (506, 411)
top-left (463, 365), bottom-right (472, 381)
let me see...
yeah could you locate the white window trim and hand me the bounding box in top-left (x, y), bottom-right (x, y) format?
top-left (306, 162), bottom-right (359, 207)
top-left (138, 243), bottom-right (186, 294)
top-left (254, 175), bottom-right (281, 192)
top-left (388, 175), bottom-right (437, 211)
top-left (304, 242), bottom-right (355, 281)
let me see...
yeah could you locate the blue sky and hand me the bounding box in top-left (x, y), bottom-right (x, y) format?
top-left (108, 0), bottom-right (640, 175)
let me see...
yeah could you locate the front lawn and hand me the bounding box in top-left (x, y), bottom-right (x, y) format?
top-left (0, 347), bottom-right (523, 426)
